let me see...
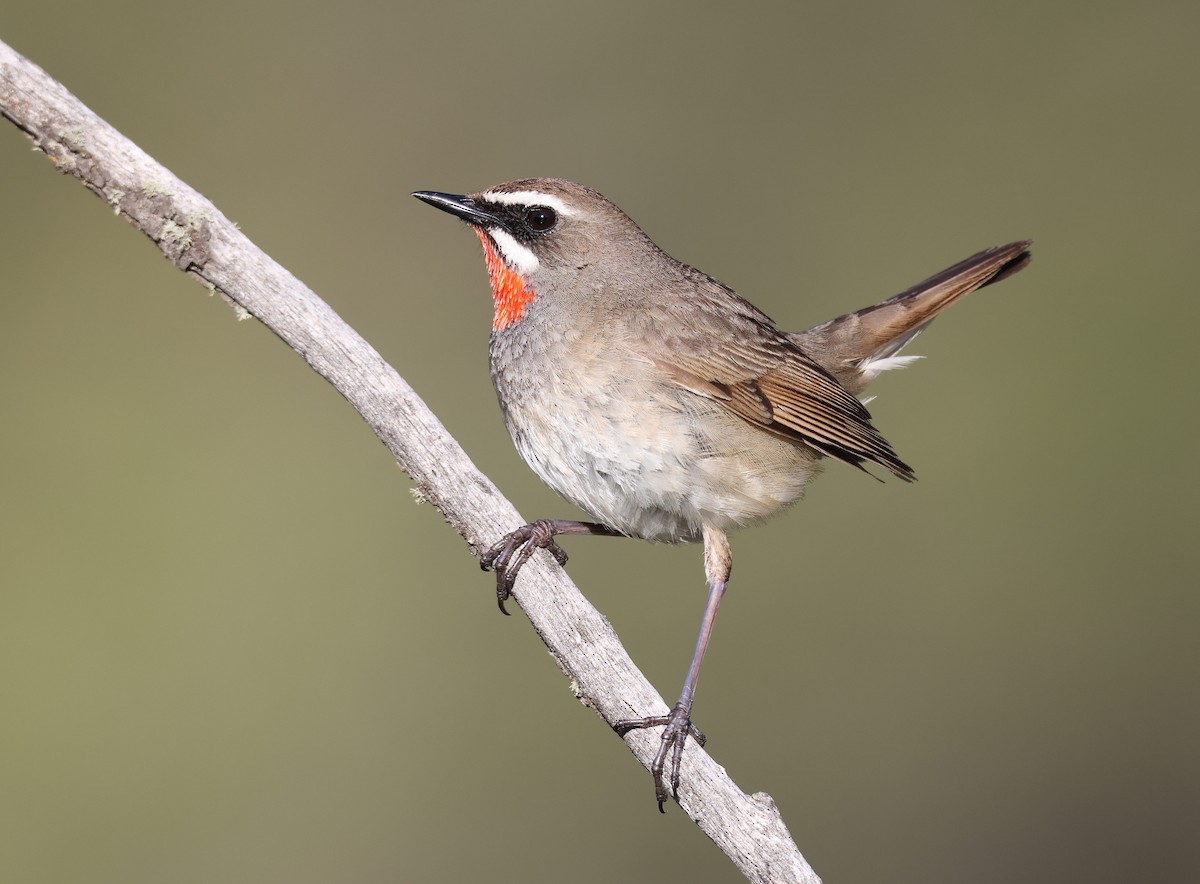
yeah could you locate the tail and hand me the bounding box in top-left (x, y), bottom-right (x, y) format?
top-left (792, 240), bottom-right (1032, 394)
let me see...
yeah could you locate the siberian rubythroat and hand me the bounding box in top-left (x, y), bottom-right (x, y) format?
top-left (414, 179), bottom-right (1031, 809)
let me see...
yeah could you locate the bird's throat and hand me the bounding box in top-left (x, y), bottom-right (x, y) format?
top-left (475, 229), bottom-right (535, 330)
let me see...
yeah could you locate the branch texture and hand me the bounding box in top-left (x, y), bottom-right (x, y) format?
top-left (1, 40), bottom-right (819, 884)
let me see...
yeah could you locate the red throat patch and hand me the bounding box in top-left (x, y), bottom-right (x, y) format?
top-left (474, 229), bottom-right (535, 330)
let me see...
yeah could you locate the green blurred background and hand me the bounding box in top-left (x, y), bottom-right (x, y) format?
top-left (2, 2), bottom-right (1197, 882)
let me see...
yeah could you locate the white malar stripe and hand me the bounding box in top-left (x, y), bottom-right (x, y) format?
top-left (488, 227), bottom-right (540, 275)
top-left (859, 353), bottom-right (924, 382)
top-left (481, 190), bottom-right (577, 217)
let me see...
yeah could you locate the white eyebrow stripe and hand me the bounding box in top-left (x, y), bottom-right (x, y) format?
top-left (481, 190), bottom-right (576, 217)
top-left (488, 227), bottom-right (541, 274)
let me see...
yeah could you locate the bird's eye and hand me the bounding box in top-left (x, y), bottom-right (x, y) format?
top-left (525, 206), bottom-right (558, 233)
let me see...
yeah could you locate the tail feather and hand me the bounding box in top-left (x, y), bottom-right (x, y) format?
top-left (792, 240), bottom-right (1032, 393)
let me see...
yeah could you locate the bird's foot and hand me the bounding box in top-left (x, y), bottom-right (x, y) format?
top-left (480, 519), bottom-right (570, 614)
top-left (615, 701), bottom-right (707, 812)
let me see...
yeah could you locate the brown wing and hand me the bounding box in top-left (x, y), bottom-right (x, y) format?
top-left (646, 265), bottom-right (915, 481)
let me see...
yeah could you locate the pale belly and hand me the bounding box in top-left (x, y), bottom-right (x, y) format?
top-left (493, 363), bottom-right (822, 543)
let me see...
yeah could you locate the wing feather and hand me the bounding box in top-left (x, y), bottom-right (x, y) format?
top-left (644, 265), bottom-right (915, 481)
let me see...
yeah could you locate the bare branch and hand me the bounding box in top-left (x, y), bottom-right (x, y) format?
top-left (1, 40), bottom-right (820, 884)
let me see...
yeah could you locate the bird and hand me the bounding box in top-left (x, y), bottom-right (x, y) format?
top-left (413, 178), bottom-right (1031, 810)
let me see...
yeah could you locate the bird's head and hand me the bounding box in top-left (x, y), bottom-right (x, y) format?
top-left (414, 178), bottom-right (653, 330)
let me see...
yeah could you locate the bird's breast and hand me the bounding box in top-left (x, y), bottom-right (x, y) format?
top-left (488, 313), bottom-right (820, 542)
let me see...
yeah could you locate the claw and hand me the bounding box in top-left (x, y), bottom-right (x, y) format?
top-left (479, 520), bottom-right (570, 614)
top-left (614, 702), bottom-right (705, 812)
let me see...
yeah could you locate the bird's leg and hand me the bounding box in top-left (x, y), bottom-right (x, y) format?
top-left (615, 525), bottom-right (732, 811)
top-left (481, 518), bottom-right (624, 614)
